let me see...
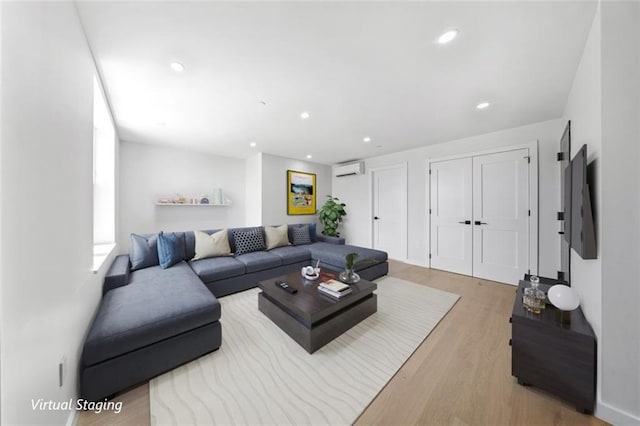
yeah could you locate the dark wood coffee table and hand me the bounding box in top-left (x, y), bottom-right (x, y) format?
top-left (258, 270), bottom-right (378, 353)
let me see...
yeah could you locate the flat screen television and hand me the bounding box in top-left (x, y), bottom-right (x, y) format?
top-left (570, 144), bottom-right (597, 259)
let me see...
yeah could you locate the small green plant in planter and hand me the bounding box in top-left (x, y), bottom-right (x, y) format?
top-left (339, 252), bottom-right (376, 284)
top-left (318, 195), bottom-right (347, 237)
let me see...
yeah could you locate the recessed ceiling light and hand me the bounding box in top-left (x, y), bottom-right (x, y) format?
top-left (249, 142), bottom-right (257, 147)
top-left (363, 137), bottom-right (371, 143)
top-left (437, 29), bottom-right (458, 45)
top-left (300, 111), bottom-right (310, 119)
top-left (476, 102), bottom-right (491, 110)
top-left (306, 154), bottom-right (312, 159)
top-left (169, 62), bottom-right (185, 72)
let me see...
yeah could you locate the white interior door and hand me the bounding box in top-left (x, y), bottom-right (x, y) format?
top-left (372, 166), bottom-right (407, 260)
top-left (472, 149), bottom-right (529, 283)
top-left (429, 158), bottom-right (473, 275)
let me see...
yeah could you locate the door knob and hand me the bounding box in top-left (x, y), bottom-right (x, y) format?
top-left (458, 220), bottom-right (471, 225)
top-left (374, 216), bottom-right (380, 220)
top-left (475, 221), bottom-right (488, 225)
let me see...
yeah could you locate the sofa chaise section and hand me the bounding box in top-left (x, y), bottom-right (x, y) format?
top-left (308, 241), bottom-right (389, 280)
top-left (80, 261), bottom-right (221, 401)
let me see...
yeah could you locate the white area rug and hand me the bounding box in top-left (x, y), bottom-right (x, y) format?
top-left (150, 276), bottom-right (459, 425)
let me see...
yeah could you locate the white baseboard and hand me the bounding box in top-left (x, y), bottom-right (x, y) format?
top-left (596, 400), bottom-right (640, 426)
top-left (65, 409), bottom-right (78, 426)
top-left (401, 258), bottom-right (429, 268)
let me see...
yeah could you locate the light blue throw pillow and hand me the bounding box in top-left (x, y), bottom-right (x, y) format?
top-left (130, 233), bottom-right (159, 271)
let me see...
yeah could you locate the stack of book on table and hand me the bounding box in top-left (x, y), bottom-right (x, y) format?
top-left (318, 279), bottom-right (352, 299)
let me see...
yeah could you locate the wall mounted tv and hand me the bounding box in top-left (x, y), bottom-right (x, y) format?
top-left (570, 144), bottom-right (597, 259)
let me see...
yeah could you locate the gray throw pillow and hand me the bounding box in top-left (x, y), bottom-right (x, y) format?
top-left (291, 225), bottom-right (312, 245)
top-left (232, 228), bottom-right (266, 256)
top-left (130, 233), bottom-right (159, 271)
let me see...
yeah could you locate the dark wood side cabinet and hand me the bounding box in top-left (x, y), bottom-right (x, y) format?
top-left (511, 277), bottom-right (596, 413)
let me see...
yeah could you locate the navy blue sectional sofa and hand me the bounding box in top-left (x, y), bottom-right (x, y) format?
top-left (80, 224), bottom-right (388, 401)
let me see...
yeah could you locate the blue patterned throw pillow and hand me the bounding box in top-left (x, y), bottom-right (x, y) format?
top-left (232, 228), bottom-right (266, 256)
top-left (157, 231), bottom-right (185, 269)
top-left (292, 225), bottom-right (312, 245)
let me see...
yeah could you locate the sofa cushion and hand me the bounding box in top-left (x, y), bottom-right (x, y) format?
top-left (264, 225), bottom-right (290, 250)
top-left (232, 227), bottom-right (266, 255)
top-left (190, 256), bottom-right (245, 283)
top-left (193, 229), bottom-right (231, 260)
top-left (130, 233), bottom-right (159, 271)
top-left (291, 225), bottom-right (312, 245)
top-left (307, 242), bottom-right (388, 270)
top-left (157, 232), bottom-right (185, 269)
top-left (82, 261), bottom-right (220, 366)
top-left (235, 251), bottom-right (282, 273)
top-left (268, 245), bottom-right (311, 265)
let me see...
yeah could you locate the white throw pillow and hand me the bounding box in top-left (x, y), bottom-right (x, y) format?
top-left (264, 225), bottom-right (290, 250)
top-left (193, 229), bottom-right (232, 260)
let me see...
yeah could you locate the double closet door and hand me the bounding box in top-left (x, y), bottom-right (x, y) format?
top-left (429, 148), bottom-right (530, 284)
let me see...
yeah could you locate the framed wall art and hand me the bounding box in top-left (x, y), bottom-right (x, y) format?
top-left (287, 170), bottom-right (316, 215)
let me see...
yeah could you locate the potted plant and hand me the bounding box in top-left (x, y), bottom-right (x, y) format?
top-left (318, 195), bottom-right (347, 237)
top-left (339, 252), bottom-right (376, 284)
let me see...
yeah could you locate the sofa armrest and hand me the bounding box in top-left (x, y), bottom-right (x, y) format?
top-left (103, 255), bottom-right (131, 295)
top-left (316, 235), bottom-right (346, 245)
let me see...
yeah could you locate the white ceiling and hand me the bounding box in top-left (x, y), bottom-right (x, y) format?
top-left (77, 1), bottom-right (597, 165)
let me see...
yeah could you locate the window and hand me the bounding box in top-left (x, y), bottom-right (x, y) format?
top-left (93, 76), bottom-right (116, 271)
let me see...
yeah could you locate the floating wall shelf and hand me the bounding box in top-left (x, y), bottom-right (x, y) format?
top-left (155, 203), bottom-right (231, 207)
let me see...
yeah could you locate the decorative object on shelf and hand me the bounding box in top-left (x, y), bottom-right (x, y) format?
top-left (318, 195), bottom-right (347, 237)
top-left (548, 284), bottom-right (580, 324)
top-left (287, 170), bottom-right (316, 215)
top-left (212, 188), bottom-right (225, 205)
top-left (523, 275), bottom-right (546, 314)
top-left (156, 190), bottom-right (232, 206)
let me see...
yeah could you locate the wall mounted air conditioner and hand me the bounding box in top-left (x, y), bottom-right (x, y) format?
top-left (334, 162), bottom-right (365, 177)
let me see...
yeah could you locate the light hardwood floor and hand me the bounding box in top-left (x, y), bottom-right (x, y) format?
top-left (78, 261), bottom-right (607, 426)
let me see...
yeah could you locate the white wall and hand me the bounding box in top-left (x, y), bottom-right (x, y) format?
top-left (563, 4), bottom-right (640, 423)
top-left (245, 152), bottom-right (263, 226)
top-left (562, 1), bottom-right (602, 344)
top-left (333, 119), bottom-right (563, 276)
top-left (0, 1), bottom-right (4, 420)
top-left (0, 2), bottom-right (118, 424)
top-left (119, 142), bottom-right (246, 250)
top-left (599, 1), bottom-right (640, 423)
top-left (260, 154), bottom-right (332, 227)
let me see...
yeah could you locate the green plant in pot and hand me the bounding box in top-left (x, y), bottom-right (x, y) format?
top-left (318, 195), bottom-right (347, 237)
top-left (339, 252), bottom-right (376, 284)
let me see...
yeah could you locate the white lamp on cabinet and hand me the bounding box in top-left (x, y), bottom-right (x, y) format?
top-left (548, 284), bottom-right (580, 324)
